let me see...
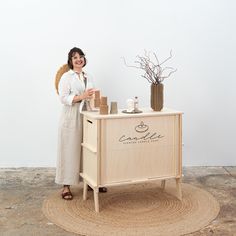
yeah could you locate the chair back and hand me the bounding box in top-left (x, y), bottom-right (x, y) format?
top-left (55, 64), bottom-right (69, 94)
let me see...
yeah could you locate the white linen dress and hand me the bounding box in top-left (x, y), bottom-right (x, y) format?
top-left (55, 69), bottom-right (93, 185)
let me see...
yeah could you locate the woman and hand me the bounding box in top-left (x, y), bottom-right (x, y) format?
top-left (55, 47), bottom-right (95, 200)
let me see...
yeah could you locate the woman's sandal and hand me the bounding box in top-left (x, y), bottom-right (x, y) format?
top-left (61, 189), bottom-right (73, 200)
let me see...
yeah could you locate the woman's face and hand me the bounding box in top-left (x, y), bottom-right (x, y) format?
top-left (71, 52), bottom-right (85, 70)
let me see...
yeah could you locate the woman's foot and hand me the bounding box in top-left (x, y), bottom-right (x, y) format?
top-left (61, 185), bottom-right (73, 200)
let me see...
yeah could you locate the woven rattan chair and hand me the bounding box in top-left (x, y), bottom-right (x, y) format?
top-left (55, 64), bottom-right (69, 94)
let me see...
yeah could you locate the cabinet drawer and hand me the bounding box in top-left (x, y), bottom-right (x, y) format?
top-left (83, 116), bottom-right (97, 149)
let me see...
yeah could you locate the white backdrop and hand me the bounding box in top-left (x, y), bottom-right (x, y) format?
top-left (0, 0), bottom-right (235, 167)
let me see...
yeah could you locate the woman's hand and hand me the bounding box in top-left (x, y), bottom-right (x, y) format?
top-left (82, 88), bottom-right (95, 100)
top-left (72, 89), bottom-right (95, 104)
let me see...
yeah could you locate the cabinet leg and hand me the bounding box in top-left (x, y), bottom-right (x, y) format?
top-left (94, 188), bottom-right (99, 212)
top-left (83, 181), bottom-right (88, 200)
top-left (161, 180), bottom-right (166, 190)
top-left (176, 178), bottom-right (182, 201)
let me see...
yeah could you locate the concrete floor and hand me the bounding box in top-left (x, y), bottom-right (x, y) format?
top-left (0, 167), bottom-right (235, 236)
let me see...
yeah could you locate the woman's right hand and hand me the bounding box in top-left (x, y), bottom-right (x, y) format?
top-left (72, 89), bottom-right (95, 104)
top-left (82, 88), bottom-right (95, 100)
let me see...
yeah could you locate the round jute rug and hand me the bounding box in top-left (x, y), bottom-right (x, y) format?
top-left (42, 182), bottom-right (220, 236)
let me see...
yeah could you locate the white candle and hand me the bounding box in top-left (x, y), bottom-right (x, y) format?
top-left (126, 99), bottom-right (134, 112)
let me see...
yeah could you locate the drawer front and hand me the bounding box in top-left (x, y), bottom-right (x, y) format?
top-left (83, 116), bottom-right (97, 150)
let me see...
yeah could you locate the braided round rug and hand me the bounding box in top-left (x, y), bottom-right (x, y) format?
top-left (42, 182), bottom-right (220, 236)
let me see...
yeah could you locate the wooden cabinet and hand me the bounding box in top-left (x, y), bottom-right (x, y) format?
top-left (81, 108), bottom-right (183, 212)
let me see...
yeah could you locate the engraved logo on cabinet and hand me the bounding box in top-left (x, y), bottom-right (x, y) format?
top-left (118, 121), bottom-right (164, 144)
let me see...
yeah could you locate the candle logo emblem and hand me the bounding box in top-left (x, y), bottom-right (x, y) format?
top-left (135, 121), bottom-right (149, 133)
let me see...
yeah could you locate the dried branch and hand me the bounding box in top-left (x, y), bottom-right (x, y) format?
top-left (122, 50), bottom-right (177, 84)
top-left (161, 68), bottom-right (177, 79)
top-left (159, 50), bottom-right (173, 66)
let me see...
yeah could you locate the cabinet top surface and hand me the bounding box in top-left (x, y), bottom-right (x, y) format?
top-left (82, 108), bottom-right (183, 120)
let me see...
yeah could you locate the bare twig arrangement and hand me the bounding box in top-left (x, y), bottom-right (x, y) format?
top-left (122, 50), bottom-right (177, 84)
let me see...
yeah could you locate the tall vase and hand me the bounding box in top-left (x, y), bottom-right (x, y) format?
top-left (151, 83), bottom-right (163, 111)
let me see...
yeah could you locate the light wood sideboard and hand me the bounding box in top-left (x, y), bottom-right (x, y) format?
top-left (81, 108), bottom-right (183, 212)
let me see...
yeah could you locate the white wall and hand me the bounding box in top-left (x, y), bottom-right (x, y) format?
top-left (0, 0), bottom-right (235, 167)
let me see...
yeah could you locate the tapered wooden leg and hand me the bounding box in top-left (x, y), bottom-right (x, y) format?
top-left (83, 181), bottom-right (88, 200)
top-left (94, 188), bottom-right (99, 212)
top-left (161, 180), bottom-right (166, 190)
top-left (176, 178), bottom-right (182, 201)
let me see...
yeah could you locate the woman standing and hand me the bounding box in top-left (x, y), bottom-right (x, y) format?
top-left (55, 47), bottom-right (94, 200)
